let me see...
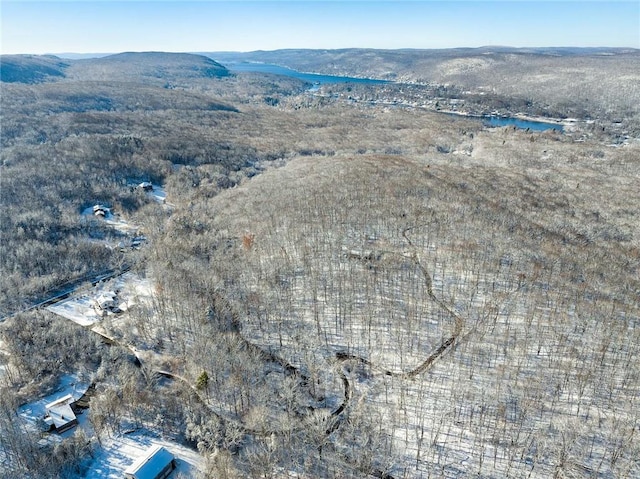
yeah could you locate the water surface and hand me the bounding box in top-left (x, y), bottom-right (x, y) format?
top-left (483, 116), bottom-right (563, 132)
top-left (228, 62), bottom-right (563, 132)
top-left (225, 62), bottom-right (389, 86)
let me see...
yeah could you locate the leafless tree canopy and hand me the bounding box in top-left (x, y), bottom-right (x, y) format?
top-left (1, 50), bottom-right (639, 478)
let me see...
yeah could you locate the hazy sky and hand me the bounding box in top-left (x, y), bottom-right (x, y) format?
top-left (2, 1), bottom-right (639, 54)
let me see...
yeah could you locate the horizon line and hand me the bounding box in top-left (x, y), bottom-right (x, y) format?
top-left (4, 45), bottom-right (640, 57)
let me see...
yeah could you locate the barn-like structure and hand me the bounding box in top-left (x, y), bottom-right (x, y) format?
top-left (124, 445), bottom-right (175, 479)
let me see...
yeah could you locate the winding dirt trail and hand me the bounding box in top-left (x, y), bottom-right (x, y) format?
top-left (76, 223), bottom-right (516, 478)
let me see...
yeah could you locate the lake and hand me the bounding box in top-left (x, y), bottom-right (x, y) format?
top-left (224, 62), bottom-right (389, 86)
top-left (227, 62), bottom-right (563, 132)
top-left (483, 116), bottom-right (564, 132)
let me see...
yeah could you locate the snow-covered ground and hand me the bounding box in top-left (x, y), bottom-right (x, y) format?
top-left (146, 184), bottom-right (167, 204)
top-left (47, 293), bottom-right (103, 327)
top-left (81, 205), bottom-right (139, 234)
top-left (15, 375), bottom-right (202, 478)
top-left (83, 431), bottom-right (203, 479)
top-left (2, 186), bottom-right (201, 476)
top-left (17, 374), bottom-right (91, 439)
top-left (58, 195), bottom-right (160, 328)
top-left (231, 235), bottom-right (639, 478)
top-left (47, 273), bottom-right (155, 327)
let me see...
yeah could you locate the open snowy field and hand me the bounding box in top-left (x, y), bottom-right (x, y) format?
top-left (81, 205), bottom-right (139, 235)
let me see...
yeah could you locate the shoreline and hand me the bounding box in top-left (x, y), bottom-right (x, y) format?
top-left (438, 109), bottom-right (568, 127)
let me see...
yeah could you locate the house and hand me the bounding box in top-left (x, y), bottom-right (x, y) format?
top-left (93, 204), bottom-right (108, 217)
top-left (94, 291), bottom-right (118, 315)
top-left (124, 445), bottom-right (176, 479)
top-left (44, 394), bottom-right (78, 433)
top-left (138, 182), bottom-right (154, 192)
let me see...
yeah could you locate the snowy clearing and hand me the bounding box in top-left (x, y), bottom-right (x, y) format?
top-left (83, 430), bottom-right (203, 479)
top-left (81, 205), bottom-right (139, 234)
top-left (146, 184), bottom-right (167, 204)
top-left (47, 272), bottom-right (155, 327)
top-left (17, 374), bottom-right (90, 439)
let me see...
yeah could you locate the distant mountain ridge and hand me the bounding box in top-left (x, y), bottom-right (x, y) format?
top-left (0, 55), bottom-right (70, 83)
top-left (206, 47), bottom-right (640, 82)
top-left (66, 52), bottom-right (230, 82)
top-left (3, 48), bottom-right (637, 130)
top-left (4, 47), bottom-right (635, 84)
top-left (1, 52), bottom-right (230, 84)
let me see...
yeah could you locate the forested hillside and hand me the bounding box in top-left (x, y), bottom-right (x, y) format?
top-left (0, 55), bottom-right (70, 83)
top-left (1, 51), bottom-right (639, 478)
top-left (0, 52), bottom-right (304, 317)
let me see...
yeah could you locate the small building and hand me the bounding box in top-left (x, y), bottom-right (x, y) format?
top-left (93, 205), bottom-right (108, 217)
top-left (44, 394), bottom-right (78, 434)
top-left (94, 291), bottom-right (118, 315)
top-left (138, 182), bottom-right (154, 192)
top-left (124, 445), bottom-right (176, 479)
top-left (131, 236), bottom-right (146, 249)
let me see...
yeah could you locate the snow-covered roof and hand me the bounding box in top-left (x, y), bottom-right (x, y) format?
top-left (95, 292), bottom-right (117, 308)
top-left (45, 394), bottom-right (77, 430)
top-left (124, 445), bottom-right (174, 479)
top-left (45, 393), bottom-right (74, 410)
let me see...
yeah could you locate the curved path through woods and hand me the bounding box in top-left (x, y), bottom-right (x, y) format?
top-left (85, 229), bottom-right (470, 479)
top-left (26, 250), bottom-right (465, 479)
top-left (43, 222), bottom-right (515, 478)
top-left (20, 188), bottom-right (526, 477)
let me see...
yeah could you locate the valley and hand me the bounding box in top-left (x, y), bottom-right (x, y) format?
top-left (1, 48), bottom-right (639, 479)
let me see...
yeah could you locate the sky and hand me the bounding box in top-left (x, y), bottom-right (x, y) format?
top-left (1, 1), bottom-right (638, 55)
